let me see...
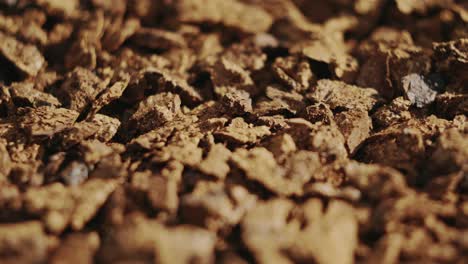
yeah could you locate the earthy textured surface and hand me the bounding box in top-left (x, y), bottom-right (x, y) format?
top-left (0, 0), bottom-right (467, 263)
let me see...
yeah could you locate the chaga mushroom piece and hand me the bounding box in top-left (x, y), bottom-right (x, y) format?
top-left (17, 106), bottom-right (80, 137)
top-left (144, 68), bottom-right (203, 106)
top-left (128, 92), bottom-right (181, 136)
top-left (335, 108), bottom-right (373, 154)
top-left (23, 179), bottom-right (119, 234)
top-left (221, 89), bottom-right (253, 116)
top-left (98, 216), bottom-right (216, 264)
top-left (0, 31), bottom-right (45, 77)
top-left (344, 161), bottom-right (411, 200)
top-left (357, 125), bottom-right (426, 183)
top-left (57, 113), bottom-right (121, 149)
top-left (180, 182), bottom-right (257, 231)
top-left (209, 57), bottom-right (257, 97)
top-left (230, 147), bottom-right (309, 196)
top-left (214, 117), bottom-right (271, 146)
top-left (34, 0), bottom-right (79, 17)
top-left (272, 55), bottom-right (315, 93)
top-left (428, 128), bottom-right (468, 176)
top-left (308, 79), bottom-right (381, 112)
top-left (356, 30), bottom-right (432, 100)
top-left (197, 143), bottom-right (232, 179)
top-left (55, 67), bottom-right (106, 112)
top-left (9, 82), bottom-right (61, 108)
top-left (0, 221), bottom-right (49, 264)
top-left (0, 139), bottom-right (12, 179)
top-left (395, 0), bottom-right (454, 15)
top-left (241, 199), bottom-right (297, 264)
top-left (102, 18), bottom-right (140, 52)
top-left (435, 92), bottom-right (468, 119)
top-left (175, 0), bottom-right (273, 34)
top-left (373, 97), bottom-right (413, 128)
top-left (287, 200), bottom-right (358, 264)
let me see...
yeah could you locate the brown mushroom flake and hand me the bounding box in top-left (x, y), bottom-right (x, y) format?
top-left (175, 0), bottom-right (273, 33)
top-left (0, 31), bottom-right (45, 77)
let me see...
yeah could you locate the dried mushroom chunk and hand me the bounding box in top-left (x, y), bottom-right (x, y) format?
top-left (144, 68), bottom-right (203, 106)
top-left (288, 200), bottom-right (358, 264)
top-left (18, 106), bottom-right (79, 137)
top-left (56, 67), bottom-right (105, 112)
top-left (181, 183), bottom-right (257, 230)
top-left (175, 0), bottom-right (273, 33)
top-left (0, 0), bottom-right (467, 263)
top-left (57, 114), bottom-right (120, 148)
top-left (0, 32), bottom-right (45, 77)
top-left (0, 221), bottom-right (49, 264)
top-left (214, 117), bottom-right (271, 145)
top-left (308, 79), bottom-right (380, 112)
top-left (241, 199), bottom-right (296, 264)
top-left (335, 108), bottom-right (372, 154)
top-left (23, 179), bottom-right (119, 233)
top-left (128, 92), bottom-right (181, 135)
top-left (197, 143), bottom-right (232, 179)
top-left (50, 232), bottom-right (100, 264)
top-left (231, 147), bottom-right (305, 196)
top-left (102, 18), bottom-right (140, 52)
top-left (272, 55), bottom-right (314, 93)
top-left (98, 216), bottom-right (216, 264)
top-left (9, 82), bottom-right (61, 107)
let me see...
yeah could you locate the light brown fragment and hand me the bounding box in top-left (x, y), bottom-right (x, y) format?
top-left (197, 144), bottom-right (232, 179)
top-left (176, 0), bottom-right (273, 33)
top-left (145, 68), bottom-right (203, 106)
top-left (70, 178), bottom-right (120, 230)
top-left (288, 200), bottom-right (358, 264)
top-left (241, 199), bottom-right (296, 264)
top-left (308, 79), bottom-right (380, 111)
top-left (0, 221), bottom-right (49, 264)
top-left (335, 109), bottom-right (372, 154)
top-left (18, 106), bottom-right (79, 137)
top-left (344, 161), bottom-right (410, 200)
top-left (209, 57), bottom-right (257, 97)
top-left (88, 73), bottom-right (130, 116)
top-left (272, 55), bottom-right (314, 92)
top-left (231, 147), bottom-right (303, 196)
top-left (0, 31), bottom-right (45, 76)
top-left (35, 0), bottom-right (79, 16)
top-left (263, 133), bottom-right (297, 163)
top-left (214, 117), bottom-right (271, 145)
top-left (9, 82), bottom-right (61, 107)
top-left (98, 216), bottom-right (216, 264)
top-left (58, 114), bottom-right (121, 148)
top-left (0, 139), bottom-right (12, 179)
top-left (128, 92), bottom-right (181, 135)
top-left (57, 67), bottom-right (106, 112)
top-left (50, 232), bottom-right (100, 264)
top-left (181, 183), bottom-right (257, 231)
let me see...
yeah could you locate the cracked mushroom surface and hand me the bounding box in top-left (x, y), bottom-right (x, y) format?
top-left (0, 0), bottom-right (467, 263)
